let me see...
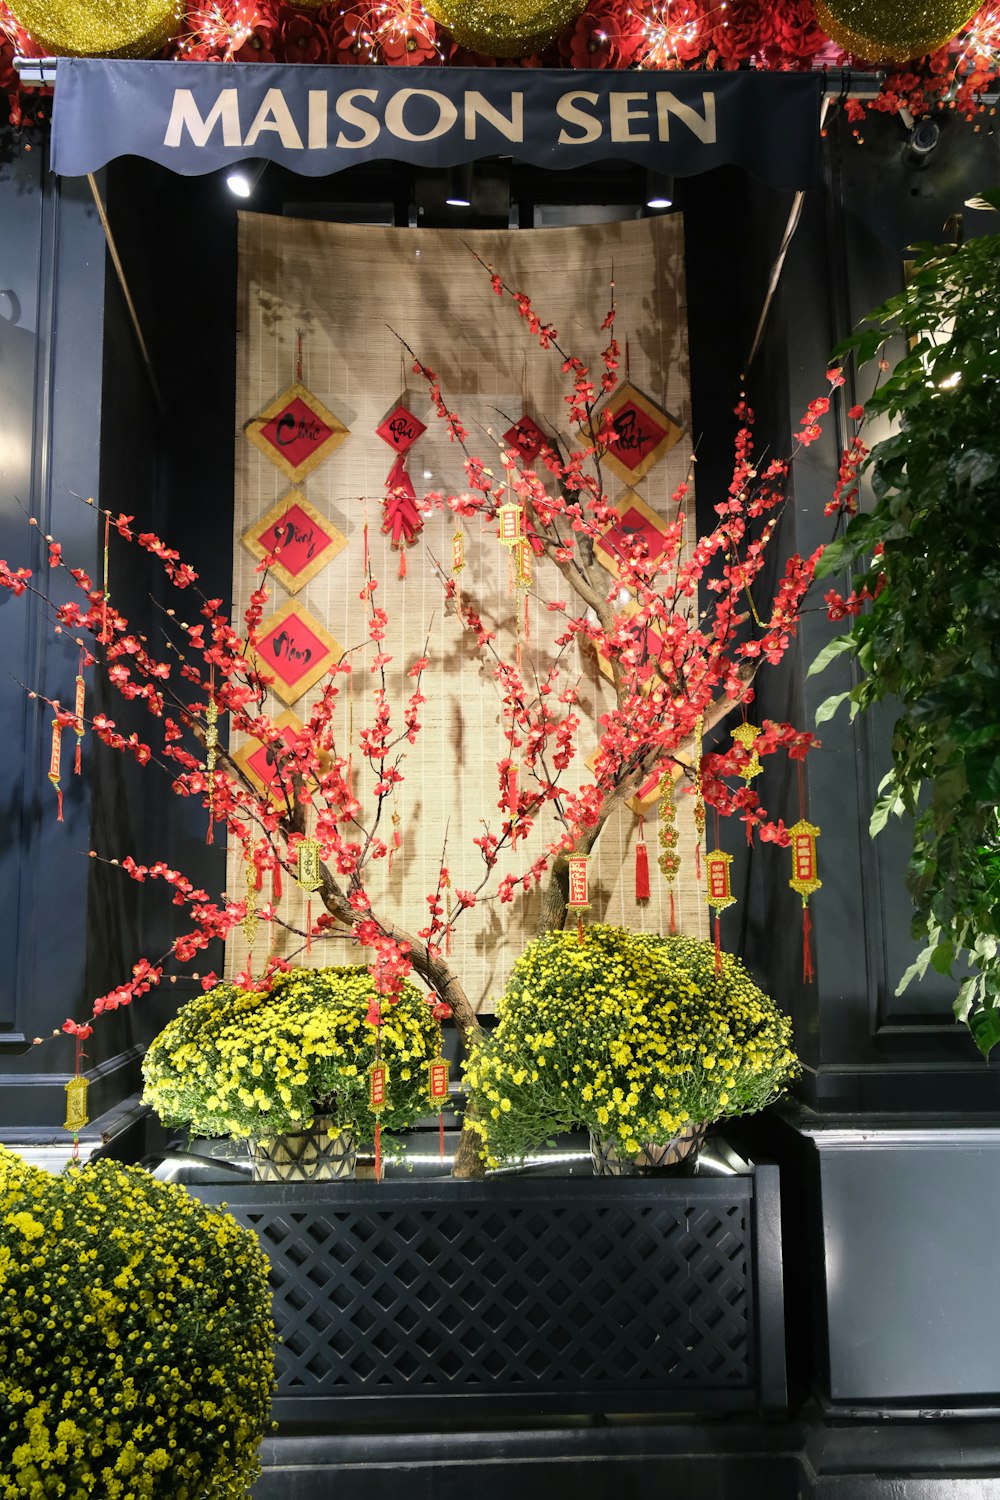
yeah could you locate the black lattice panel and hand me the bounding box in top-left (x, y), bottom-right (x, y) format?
top-left (197, 1177), bottom-right (779, 1418)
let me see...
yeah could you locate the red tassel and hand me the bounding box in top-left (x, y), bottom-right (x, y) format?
top-left (714, 911), bottom-right (722, 973)
top-left (398, 547), bottom-right (407, 579)
top-left (363, 520), bottom-right (369, 575)
top-left (802, 903), bottom-right (815, 984)
top-left (206, 817), bottom-right (214, 847)
top-left (306, 898), bottom-right (312, 955)
top-left (375, 1121), bottom-right (382, 1183)
top-left (56, 788), bottom-right (64, 823)
top-left (524, 591), bottom-right (530, 643)
top-left (74, 739), bottom-right (82, 776)
top-left (669, 889), bottom-right (676, 935)
top-left (577, 914), bottom-right (584, 944)
top-left (507, 766), bottom-right (517, 818)
top-left (635, 831), bottom-right (650, 901)
top-left (516, 639), bottom-right (522, 672)
top-left (444, 923), bottom-right (452, 957)
top-left (255, 859), bottom-right (264, 891)
top-left (695, 843), bottom-right (702, 881)
top-left (273, 863), bottom-right (282, 903)
top-left (439, 1113), bottom-right (445, 1163)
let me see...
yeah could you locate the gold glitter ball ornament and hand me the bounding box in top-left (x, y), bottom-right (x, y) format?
top-left (424, 0), bottom-right (586, 57)
top-left (814, 0), bottom-right (982, 62)
top-left (7, 0), bottom-right (182, 57)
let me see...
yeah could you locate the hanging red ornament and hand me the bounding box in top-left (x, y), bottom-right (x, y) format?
top-left (382, 454), bottom-right (423, 556)
top-left (634, 818), bottom-right (650, 901)
top-left (376, 399), bottom-right (426, 456)
top-left (429, 1055), bottom-right (450, 1163)
top-left (789, 818), bottom-right (822, 983)
top-left (297, 836), bottom-right (322, 955)
top-left (64, 1076), bottom-right (88, 1133)
top-left (502, 413), bottom-right (546, 463)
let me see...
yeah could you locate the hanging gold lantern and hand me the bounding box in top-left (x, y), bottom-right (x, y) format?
top-left (813, 0), bottom-right (981, 62)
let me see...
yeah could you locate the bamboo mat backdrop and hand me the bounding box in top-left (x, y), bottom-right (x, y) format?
top-left (227, 212), bottom-right (704, 1011)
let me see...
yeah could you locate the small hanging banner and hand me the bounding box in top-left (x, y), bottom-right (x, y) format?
top-left (497, 502), bottom-right (522, 547)
top-left (705, 847), bottom-right (735, 973)
top-left (49, 716), bottom-right (64, 822)
top-left (451, 530), bottom-right (465, 573)
top-left (429, 1057), bottom-right (450, 1105)
top-left (297, 838), bottom-right (323, 892)
top-left (64, 1076), bottom-right (89, 1133)
top-left (369, 1062), bottom-right (389, 1112)
top-left (567, 853), bottom-right (590, 909)
top-left (204, 693), bottom-right (219, 841)
top-left (789, 817), bottom-right (821, 984)
top-left (73, 671), bottom-right (86, 776)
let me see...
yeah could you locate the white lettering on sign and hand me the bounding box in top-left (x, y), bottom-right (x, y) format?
top-left (161, 84), bottom-right (721, 155)
top-left (244, 88), bottom-right (304, 149)
top-left (464, 90), bottom-right (523, 143)
top-left (609, 92), bottom-right (651, 143)
top-left (308, 90), bottom-right (328, 149)
top-left (384, 88), bottom-right (459, 143)
top-left (656, 90), bottom-right (717, 143)
top-left (335, 89), bottom-right (381, 149)
top-left (164, 88), bottom-right (241, 148)
top-left (556, 91), bottom-right (602, 146)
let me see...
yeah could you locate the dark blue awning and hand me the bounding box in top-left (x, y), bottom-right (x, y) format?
top-left (50, 60), bottom-right (824, 189)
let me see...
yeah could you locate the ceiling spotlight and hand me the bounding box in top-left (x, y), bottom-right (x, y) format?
top-left (226, 160), bottom-right (268, 199)
top-left (902, 119), bottom-right (940, 169)
top-left (646, 171), bottom-right (674, 211)
top-left (445, 163), bottom-right (474, 209)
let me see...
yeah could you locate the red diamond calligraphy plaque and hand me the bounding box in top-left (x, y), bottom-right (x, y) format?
top-left (595, 491), bottom-right (672, 580)
top-left (582, 382), bottom-right (682, 484)
top-left (243, 492), bottom-right (346, 596)
top-left (246, 380), bottom-right (349, 484)
top-left (233, 709), bottom-right (303, 798)
top-left (503, 414), bottom-right (546, 462)
top-left (376, 402), bottom-right (426, 455)
top-left (254, 599), bottom-right (341, 706)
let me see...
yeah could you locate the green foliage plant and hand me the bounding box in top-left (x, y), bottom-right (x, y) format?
top-left (0, 1144), bottom-right (274, 1498)
top-left (461, 925), bottom-right (797, 1168)
top-left (813, 193), bottom-right (1000, 1055)
top-left (142, 966), bottom-right (441, 1139)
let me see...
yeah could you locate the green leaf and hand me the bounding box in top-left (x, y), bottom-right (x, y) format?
top-left (968, 1003), bottom-right (1000, 1060)
top-left (869, 790), bottom-right (903, 837)
top-left (815, 692), bottom-right (851, 725)
top-left (807, 635), bottom-right (856, 678)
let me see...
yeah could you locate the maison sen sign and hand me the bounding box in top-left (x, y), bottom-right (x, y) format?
top-left (50, 61), bottom-right (823, 188)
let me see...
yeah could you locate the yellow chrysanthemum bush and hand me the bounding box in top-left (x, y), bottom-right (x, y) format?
top-left (143, 966), bottom-right (441, 1138)
top-left (462, 925), bottom-right (799, 1168)
top-left (0, 1144), bottom-right (274, 1499)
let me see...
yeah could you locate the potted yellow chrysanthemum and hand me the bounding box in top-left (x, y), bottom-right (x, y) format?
top-left (0, 1145), bottom-right (273, 1496)
top-left (462, 925), bottom-right (798, 1173)
top-left (143, 966), bottom-right (443, 1181)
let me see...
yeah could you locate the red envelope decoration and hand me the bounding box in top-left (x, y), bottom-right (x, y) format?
top-left (243, 492), bottom-right (347, 596)
top-left (253, 600), bottom-right (342, 706)
top-left (246, 380), bottom-right (350, 484)
top-left (233, 709), bottom-right (304, 798)
top-left (376, 402), bottom-right (427, 456)
top-left (581, 383), bottom-right (682, 484)
top-left (594, 491), bottom-right (672, 580)
top-left (502, 414), bottom-right (546, 463)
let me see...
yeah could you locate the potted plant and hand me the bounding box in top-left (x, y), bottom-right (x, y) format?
top-left (462, 925), bottom-right (798, 1173)
top-left (0, 1144), bottom-right (273, 1496)
top-left (142, 965), bottom-right (445, 1180)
